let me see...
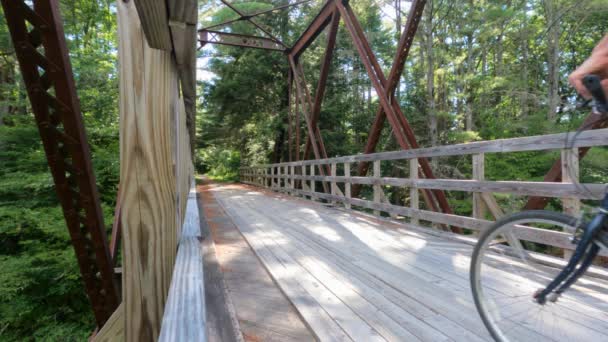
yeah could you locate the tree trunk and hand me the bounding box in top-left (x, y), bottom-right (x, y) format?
top-left (521, 5), bottom-right (529, 121)
top-left (544, 0), bottom-right (561, 121)
top-left (425, 0), bottom-right (438, 157)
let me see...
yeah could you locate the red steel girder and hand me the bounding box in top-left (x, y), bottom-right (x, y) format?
top-left (337, 0), bottom-right (461, 232)
top-left (290, 0), bottom-right (337, 59)
top-left (199, 30), bottom-right (285, 51)
top-left (1, 0), bottom-right (119, 326)
top-left (353, 0), bottom-right (427, 192)
top-left (219, 0), bottom-right (288, 48)
top-left (289, 55), bottom-right (331, 192)
top-left (202, 0), bottom-right (314, 31)
top-left (303, 10), bottom-right (341, 161)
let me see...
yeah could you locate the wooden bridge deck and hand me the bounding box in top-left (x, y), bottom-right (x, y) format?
top-left (206, 182), bottom-right (608, 342)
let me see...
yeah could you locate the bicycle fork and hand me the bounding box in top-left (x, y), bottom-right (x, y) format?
top-left (534, 194), bottom-right (608, 304)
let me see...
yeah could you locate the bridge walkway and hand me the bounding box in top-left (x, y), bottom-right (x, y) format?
top-left (205, 182), bottom-right (608, 342)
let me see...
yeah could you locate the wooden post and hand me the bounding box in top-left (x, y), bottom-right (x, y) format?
top-left (373, 160), bottom-right (381, 216)
top-left (289, 165), bottom-right (294, 195)
top-left (310, 164), bottom-right (316, 201)
top-left (344, 162), bottom-right (351, 209)
top-left (331, 163), bottom-right (337, 205)
top-left (472, 153), bottom-right (486, 221)
top-left (562, 148), bottom-right (580, 258)
top-left (409, 158), bottom-right (419, 225)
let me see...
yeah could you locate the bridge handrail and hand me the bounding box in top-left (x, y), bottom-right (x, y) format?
top-left (239, 128), bottom-right (608, 256)
top-left (252, 128), bottom-right (608, 168)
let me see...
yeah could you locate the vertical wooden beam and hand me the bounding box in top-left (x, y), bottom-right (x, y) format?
top-left (290, 165), bottom-right (295, 195)
top-left (310, 164), bottom-right (316, 201)
top-left (331, 162), bottom-right (337, 205)
top-left (409, 158), bottom-right (419, 225)
top-left (562, 148), bottom-right (580, 258)
top-left (344, 162), bottom-right (351, 209)
top-left (373, 160), bottom-right (381, 216)
top-left (117, 2), bottom-right (180, 340)
top-left (472, 153), bottom-right (486, 221)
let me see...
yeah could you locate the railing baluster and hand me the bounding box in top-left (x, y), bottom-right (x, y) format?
top-left (472, 153), bottom-right (486, 225)
top-left (561, 148), bottom-right (580, 259)
top-left (344, 162), bottom-right (351, 209)
top-left (373, 160), bottom-right (381, 216)
top-left (409, 158), bottom-right (419, 225)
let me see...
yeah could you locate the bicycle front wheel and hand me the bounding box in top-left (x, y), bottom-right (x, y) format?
top-left (470, 210), bottom-right (608, 342)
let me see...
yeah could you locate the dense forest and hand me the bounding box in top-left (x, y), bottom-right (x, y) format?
top-left (1, 0), bottom-right (607, 340)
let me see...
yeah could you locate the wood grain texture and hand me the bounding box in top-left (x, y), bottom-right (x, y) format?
top-left (117, 2), bottom-right (191, 339)
top-left (196, 188), bottom-right (243, 342)
top-left (409, 158), bottom-right (419, 225)
top-left (93, 303), bottom-right (124, 342)
top-left (200, 181), bottom-right (315, 342)
top-left (261, 128), bottom-right (608, 167)
top-left (132, 0), bottom-right (172, 50)
top-left (254, 174), bottom-right (606, 200)
top-left (214, 183), bottom-right (608, 341)
top-left (159, 185), bottom-right (206, 342)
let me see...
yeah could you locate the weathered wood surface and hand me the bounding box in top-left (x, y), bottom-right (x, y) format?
top-left (159, 184), bottom-right (206, 342)
top-left (93, 303), bottom-right (124, 342)
top-left (199, 181), bottom-right (315, 342)
top-left (132, 0), bottom-right (172, 50)
top-left (213, 183), bottom-right (608, 342)
top-left (242, 180), bottom-right (608, 258)
top-left (196, 187), bottom-right (243, 342)
top-left (245, 174), bottom-right (606, 200)
top-left (117, 1), bottom-right (193, 339)
top-left (257, 128), bottom-right (608, 167)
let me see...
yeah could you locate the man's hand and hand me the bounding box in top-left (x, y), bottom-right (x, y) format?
top-left (568, 35), bottom-right (608, 99)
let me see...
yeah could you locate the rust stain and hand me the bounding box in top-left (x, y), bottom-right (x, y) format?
top-left (242, 332), bottom-right (262, 342)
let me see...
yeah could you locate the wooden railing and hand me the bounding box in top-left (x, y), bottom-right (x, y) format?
top-left (240, 128), bottom-right (608, 254)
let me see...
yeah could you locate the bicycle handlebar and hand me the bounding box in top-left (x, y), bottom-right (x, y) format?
top-left (582, 75), bottom-right (608, 113)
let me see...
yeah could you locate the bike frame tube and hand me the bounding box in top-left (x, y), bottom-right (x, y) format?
top-left (535, 193), bottom-right (608, 303)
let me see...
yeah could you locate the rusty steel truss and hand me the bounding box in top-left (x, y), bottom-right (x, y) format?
top-left (1, 0), bottom-right (120, 326)
top-left (198, 0), bottom-right (460, 228)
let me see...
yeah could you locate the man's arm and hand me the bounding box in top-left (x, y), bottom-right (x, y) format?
top-left (569, 34), bottom-right (608, 99)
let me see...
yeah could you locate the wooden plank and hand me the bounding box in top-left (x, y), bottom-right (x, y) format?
top-left (226, 188), bottom-right (608, 340)
top-left (264, 128), bottom-right (608, 167)
top-left (219, 198), bottom-right (381, 341)
top-left (117, 1), bottom-right (183, 339)
top-left (159, 238), bottom-right (206, 342)
top-left (310, 164), bottom-right (316, 200)
top-left (344, 163), bottom-right (351, 209)
top-left (409, 159), bottom-right (419, 225)
top-left (93, 303), bottom-right (124, 342)
top-left (284, 188), bottom-right (604, 252)
top-left (217, 186), bottom-right (492, 340)
top-left (561, 148), bottom-right (581, 224)
top-left (132, 0), bottom-right (172, 50)
top-left (159, 185), bottom-right (206, 342)
top-left (220, 203), bottom-right (352, 341)
top-left (202, 184), bottom-right (315, 341)
top-left (196, 191), bottom-right (243, 342)
top-left (331, 163), bottom-right (337, 205)
top-left (276, 176), bottom-right (606, 200)
top-left (373, 160), bottom-right (381, 216)
top-left (472, 154), bottom-right (486, 221)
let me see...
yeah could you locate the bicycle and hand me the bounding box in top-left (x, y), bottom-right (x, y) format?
top-left (470, 75), bottom-right (608, 341)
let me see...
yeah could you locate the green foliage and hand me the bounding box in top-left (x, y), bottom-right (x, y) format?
top-left (0, 2), bottom-right (118, 340)
top-left (196, 147), bottom-right (241, 181)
